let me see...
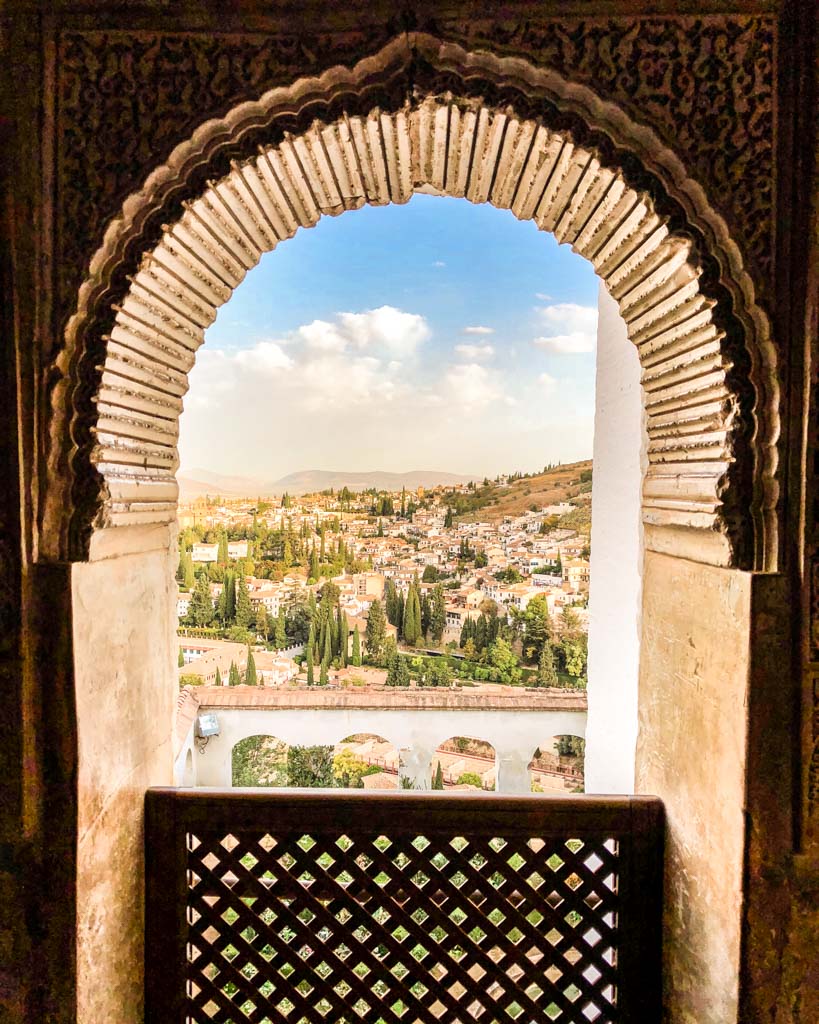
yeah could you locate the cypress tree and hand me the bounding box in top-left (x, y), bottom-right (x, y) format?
top-left (255, 603), bottom-right (269, 639)
top-left (320, 525), bottom-right (326, 561)
top-left (536, 643), bottom-right (558, 687)
top-left (189, 571), bottom-right (214, 627)
top-left (235, 576), bottom-right (253, 628)
top-left (319, 659), bottom-right (329, 686)
top-left (430, 584), bottom-right (446, 644)
top-left (217, 530), bottom-right (229, 566)
top-left (178, 548), bottom-right (195, 590)
top-left (274, 613), bottom-right (287, 649)
top-left (335, 604), bottom-right (344, 658)
top-left (365, 599), bottom-right (387, 663)
top-left (178, 648), bottom-right (185, 668)
top-left (386, 580), bottom-right (400, 626)
top-left (228, 661), bottom-right (241, 686)
top-left (245, 647), bottom-right (258, 686)
top-left (433, 761), bottom-right (444, 790)
top-left (225, 572), bottom-right (237, 622)
top-left (340, 612), bottom-right (349, 666)
top-left (352, 627), bottom-right (362, 666)
top-left (322, 620), bottom-right (332, 666)
top-left (215, 665), bottom-right (222, 686)
top-left (421, 593), bottom-right (431, 638)
top-left (306, 643), bottom-right (315, 686)
top-left (403, 583), bottom-right (422, 647)
top-left (396, 591), bottom-right (405, 637)
top-left (309, 545), bottom-right (320, 581)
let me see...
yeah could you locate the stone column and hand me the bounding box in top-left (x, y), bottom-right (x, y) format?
top-left (496, 750), bottom-right (532, 795)
top-left (399, 745), bottom-right (435, 791)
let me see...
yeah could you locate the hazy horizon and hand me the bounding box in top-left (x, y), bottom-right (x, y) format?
top-left (179, 194), bottom-right (598, 479)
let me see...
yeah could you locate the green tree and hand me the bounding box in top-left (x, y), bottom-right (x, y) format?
top-left (245, 647), bottom-right (258, 686)
top-left (255, 603), bottom-right (269, 640)
top-left (214, 665), bottom-right (222, 687)
top-left (178, 648), bottom-right (185, 668)
top-left (488, 636), bottom-right (520, 683)
top-left (235, 575), bottom-right (253, 628)
top-left (274, 612), bottom-right (287, 649)
top-left (365, 599), bottom-right (387, 663)
top-left (322, 611), bottom-right (333, 664)
top-left (178, 547), bottom-right (195, 590)
top-left (309, 545), bottom-right (319, 581)
top-left (432, 761), bottom-right (444, 790)
top-left (385, 579), bottom-right (399, 626)
top-left (228, 661), bottom-right (241, 686)
top-left (351, 627), bottom-right (362, 666)
top-left (535, 642), bottom-right (558, 687)
top-left (339, 612), bottom-right (349, 666)
top-left (319, 659), bottom-right (329, 686)
top-left (287, 745), bottom-right (335, 787)
top-left (216, 530), bottom-right (229, 566)
top-left (456, 772), bottom-right (483, 788)
top-left (189, 571), bottom-right (214, 626)
top-left (402, 582), bottom-right (422, 646)
top-left (562, 636), bottom-right (588, 681)
top-left (430, 584), bottom-right (446, 644)
top-left (422, 564), bottom-right (439, 582)
top-left (306, 642), bottom-right (315, 686)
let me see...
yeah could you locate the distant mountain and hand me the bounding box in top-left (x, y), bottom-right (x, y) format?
top-left (273, 469), bottom-right (477, 494)
top-left (177, 467), bottom-right (477, 499)
top-left (177, 470), bottom-right (279, 500)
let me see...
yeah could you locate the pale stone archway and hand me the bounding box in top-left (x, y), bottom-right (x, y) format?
top-left (61, 34), bottom-right (780, 1024)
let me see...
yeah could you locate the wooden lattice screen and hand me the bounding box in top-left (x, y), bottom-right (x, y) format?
top-left (145, 791), bottom-right (663, 1024)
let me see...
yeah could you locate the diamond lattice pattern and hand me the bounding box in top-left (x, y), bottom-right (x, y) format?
top-left (185, 829), bottom-right (620, 1023)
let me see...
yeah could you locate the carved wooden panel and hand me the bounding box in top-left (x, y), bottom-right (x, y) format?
top-left (145, 790), bottom-right (665, 1024)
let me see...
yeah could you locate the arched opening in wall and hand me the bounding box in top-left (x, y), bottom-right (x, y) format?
top-left (430, 736), bottom-right (497, 791)
top-left (335, 733), bottom-right (400, 789)
top-left (529, 735), bottom-right (586, 794)
top-left (231, 734), bottom-right (289, 786)
top-left (66, 58), bottom-right (774, 1024)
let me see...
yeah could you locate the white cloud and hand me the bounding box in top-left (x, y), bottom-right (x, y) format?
top-left (535, 292), bottom-right (553, 301)
top-left (433, 260), bottom-right (446, 268)
top-left (444, 362), bottom-right (500, 408)
top-left (463, 325), bottom-right (494, 335)
top-left (533, 302), bottom-right (597, 355)
top-left (455, 343), bottom-right (495, 360)
top-left (293, 306), bottom-right (429, 358)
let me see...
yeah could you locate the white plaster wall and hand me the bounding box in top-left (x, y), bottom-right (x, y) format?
top-left (72, 525), bottom-right (177, 1024)
top-left (585, 281), bottom-right (646, 793)
top-left (191, 707), bottom-right (587, 794)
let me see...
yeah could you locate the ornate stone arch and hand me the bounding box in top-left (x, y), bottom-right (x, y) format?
top-left (48, 33), bottom-right (777, 570)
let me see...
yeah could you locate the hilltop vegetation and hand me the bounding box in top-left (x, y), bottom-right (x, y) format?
top-left (447, 459), bottom-right (593, 532)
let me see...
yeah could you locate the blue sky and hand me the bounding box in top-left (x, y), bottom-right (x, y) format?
top-left (180, 194), bottom-right (599, 480)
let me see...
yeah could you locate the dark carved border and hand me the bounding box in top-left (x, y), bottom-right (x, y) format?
top-left (49, 28), bottom-right (777, 570)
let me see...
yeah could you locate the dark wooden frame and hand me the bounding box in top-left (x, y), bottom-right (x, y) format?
top-left (145, 789), bottom-right (664, 1024)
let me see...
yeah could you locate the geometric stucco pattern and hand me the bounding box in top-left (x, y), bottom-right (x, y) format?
top-left (54, 15), bottom-right (776, 326)
top-left (96, 94), bottom-right (741, 568)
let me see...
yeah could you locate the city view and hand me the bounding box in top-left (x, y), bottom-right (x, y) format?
top-left (174, 195), bottom-right (597, 795)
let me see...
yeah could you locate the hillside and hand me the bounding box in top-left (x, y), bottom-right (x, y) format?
top-left (453, 459), bottom-right (593, 531)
